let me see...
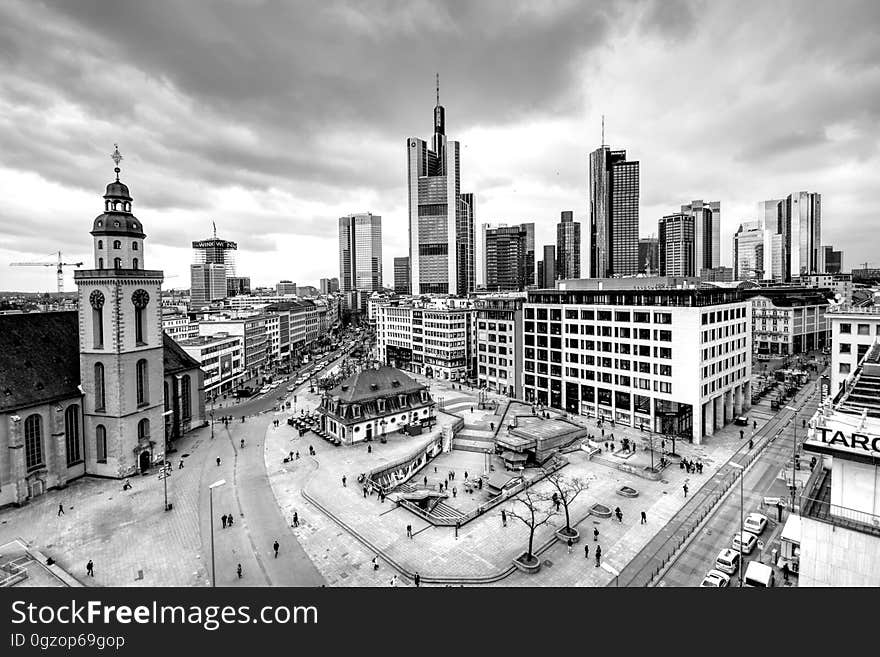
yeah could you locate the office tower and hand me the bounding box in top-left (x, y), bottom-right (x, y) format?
top-left (226, 276), bottom-right (251, 297)
top-left (658, 213), bottom-right (695, 277)
top-left (329, 277), bottom-right (339, 293)
top-left (757, 199), bottom-right (783, 233)
top-left (762, 231), bottom-right (784, 281)
top-left (681, 200), bottom-right (720, 275)
top-left (394, 257), bottom-right (411, 294)
top-left (319, 278), bottom-right (331, 295)
top-left (407, 77), bottom-right (475, 295)
top-left (638, 237), bottom-right (659, 275)
top-left (781, 192), bottom-right (821, 279)
top-left (816, 246), bottom-right (842, 274)
top-left (482, 223), bottom-right (535, 291)
top-left (540, 245), bottom-right (556, 288)
top-left (191, 227), bottom-right (237, 305)
top-left (555, 211), bottom-right (581, 280)
top-left (588, 145), bottom-right (639, 277)
top-left (190, 263), bottom-right (227, 308)
top-left (536, 260), bottom-right (545, 289)
top-left (276, 280), bottom-right (297, 295)
top-left (338, 213), bottom-right (383, 293)
top-left (733, 221), bottom-right (765, 280)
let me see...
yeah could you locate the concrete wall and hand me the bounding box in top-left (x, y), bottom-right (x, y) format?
top-left (799, 516), bottom-right (880, 586)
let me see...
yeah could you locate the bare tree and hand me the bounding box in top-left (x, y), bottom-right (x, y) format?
top-left (506, 487), bottom-right (558, 565)
top-left (543, 469), bottom-right (590, 537)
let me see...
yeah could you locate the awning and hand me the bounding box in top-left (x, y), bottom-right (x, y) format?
top-left (501, 451), bottom-right (528, 462)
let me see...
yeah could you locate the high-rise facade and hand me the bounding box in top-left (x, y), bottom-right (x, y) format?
top-left (658, 213), bottom-right (695, 277)
top-left (588, 146), bottom-right (639, 278)
top-left (190, 263), bottom-right (227, 308)
top-left (783, 192), bottom-right (821, 279)
top-left (540, 245), bottom-right (556, 288)
top-left (407, 81), bottom-right (475, 295)
top-left (681, 200), bottom-right (720, 276)
top-left (394, 257), bottom-right (411, 294)
top-left (482, 223), bottom-right (535, 291)
top-left (638, 237), bottom-right (659, 275)
top-left (338, 213), bottom-right (383, 293)
top-left (555, 211), bottom-right (581, 280)
top-left (816, 245), bottom-right (842, 274)
top-left (276, 280), bottom-right (297, 295)
top-left (733, 221), bottom-right (764, 280)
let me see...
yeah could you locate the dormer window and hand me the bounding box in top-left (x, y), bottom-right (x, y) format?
top-left (377, 399), bottom-right (386, 413)
top-left (352, 405), bottom-right (361, 418)
top-left (398, 394), bottom-right (406, 407)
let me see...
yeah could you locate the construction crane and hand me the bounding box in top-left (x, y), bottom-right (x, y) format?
top-left (10, 251), bottom-right (84, 293)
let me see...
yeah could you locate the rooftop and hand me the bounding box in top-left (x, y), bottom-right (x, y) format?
top-left (800, 466), bottom-right (880, 537)
top-left (328, 366), bottom-right (425, 403)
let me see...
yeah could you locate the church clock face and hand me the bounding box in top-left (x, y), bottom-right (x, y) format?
top-left (89, 290), bottom-right (105, 309)
top-left (131, 289), bottom-right (150, 309)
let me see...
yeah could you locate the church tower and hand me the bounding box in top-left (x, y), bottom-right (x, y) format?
top-left (74, 146), bottom-right (165, 477)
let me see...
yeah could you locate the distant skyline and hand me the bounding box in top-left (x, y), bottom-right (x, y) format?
top-left (1, 0), bottom-right (879, 291)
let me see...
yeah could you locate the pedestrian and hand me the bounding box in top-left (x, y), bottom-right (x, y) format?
top-left (802, 418), bottom-right (806, 428)
top-left (567, 538), bottom-right (573, 554)
top-left (342, 475), bottom-right (347, 487)
top-left (490, 422), bottom-right (494, 431)
top-left (424, 476), bottom-right (428, 486)
top-left (390, 574), bottom-right (398, 587)
top-left (414, 572), bottom-right (421, 587)
top-left (464, 471), bottom-right (468, 480)
top-left (86, 560), bottom-right (94, 577)
top-left (593, 527), bottom-right (599, 542)
top-left (179, 460), bottom-right (184, 469)
top-left (452, 487), bottom-right (457, 498)
top-left (227, 513), bottom-right (234, 527)
top-left (753, 420), bottom-right (757, 430)
top-left (740, 429), bottom-right (744, 440)
top-left (216, 457), bottom-right (221, 467)
top-left (363, 487), bottom-right (367, 498)
top-left (501, 509), bottom-right (507, 527)
top-left (292, 512), bottom-right (299, 527)
top-left (782, 561), bottom-right (790, 582)
top-left (221, 514), bottom-right (228, 529)
top-left (434, 466), bottom-right (437, 473)
top-left (679, 460), bottom-right (685, 470)
top-left (273, 540), bottom-right (280, 558)
top-left (470, 406), bottom-right (474, 413)
top-left (615, 507), bottom-right (622, 523)
top-left (584, 545), bottom-right (589, 559)
top-left (57, 503), bottom-right (64, 516)
top-left (749, 439), bottom-right (754, 450)
top-left (683, 483), bottom-right (688, 497)
top-left (295, 451), bottom-right (300, 460)
top-left (241, 438), bottom-right (245, 448)
top-left (661, 440), bottom-right (666, 451)
top-left (407, 524), bottom-right (413, 539)
top-left (367, 444), bottom-right (372, 453)
top-left (595, 546), bottom-right (601, 567)
top-left (372, 556), bottom-right (379, 571)
top-left (640, 510), bottom-right (647, 524)
top-left (237, 563), bottom-right (242, 579)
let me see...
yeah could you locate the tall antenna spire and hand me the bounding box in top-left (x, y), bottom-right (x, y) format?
top-left (213, 221), bottom-right (217, 239)
top-left (436, 72), bottom-right (440, 106)
top-left (601, 115), bottom-right (605, 147)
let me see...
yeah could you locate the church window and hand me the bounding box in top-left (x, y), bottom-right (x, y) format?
top-left (132, 258), bottom-right (139, 270)
top-left (181, 375), bottom-right (192, 421)
top-left (98, 240), bottom-right (103, 249)
top-left (113, 257), bottom-right (122, 269)
top-left (65, 405), bottom-right (82, 466)
top-left (136, 359), bottom-right (149, 405)
top-left (132, 242), bottom-right (138, 251)
top-left (132, 289), bottom-right (150, 345)
top-left (96, 425), bottom-right (107, 463)
top-left (24, 414), bottom-right (44, 471)
top-left (98, 258), bottom-right (104, 269)
top-left (90, 290), bottom-right (105, 348)
top-left (113, 240), bottom-right (121, 249)
top-left (94, 363), bottom-right (105, 411)
top-left (137, 418), bottom-right (150, 444)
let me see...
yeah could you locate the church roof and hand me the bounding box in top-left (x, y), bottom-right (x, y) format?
top-left (328, 365), bottom-right (425, 403)
top-left (0, 312), bottom-right (82, 413)
top-left (0, 312), bottom-right (202, 414)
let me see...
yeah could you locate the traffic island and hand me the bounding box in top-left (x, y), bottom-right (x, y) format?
top-left (616, 486), bottom-right (639, 498)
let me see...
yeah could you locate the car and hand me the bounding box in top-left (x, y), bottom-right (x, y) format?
top-left (743, 512), bottom-right (768, 535)
top-left (714, 548), bottom-right (741, 575)
top-left (734, 416), bottom-right (749, 426)
top-left (700, 569), bottom-right (731, 587)
top-left (743, 560), bottom-right (775, 587)
top-left (270, 382), bottom-right (280, 389)
top-left (286, 385), bottom-right (296, 393)
top-left (259, 386), bottom-right (271, 394)
top-left (733, 531), bottom-right (759, 555)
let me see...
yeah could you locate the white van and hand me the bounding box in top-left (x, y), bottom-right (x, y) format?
top-left (715, 548), bottom-right (741, 575)
top-left (743, 561), bottom-right (775, 587)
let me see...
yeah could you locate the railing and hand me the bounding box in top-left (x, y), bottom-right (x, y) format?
top-left (800, 496), bottom-right (880, 536)
top-left (0, 560), bottom-right (27, 588)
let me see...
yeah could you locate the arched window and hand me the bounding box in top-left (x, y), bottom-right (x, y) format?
top-left (24, 414), bottom-right (43, 471)
top-left (113, 257), bottom-right (122, 269)
top-left (132, 258), bottom-right (139, 270)
top-left (164, 381), bottom-right (170, 411)
top-left (96, 425), bottom-right (107, 463)
top-left (98, 257), bottom-right (104, 269)
top-left (113, 240), bottom-right (121, 249)
top-left (65, 405), bottom-right (81, 466)
top-left (181, 375), bottom-right (192, 421)
top-left (137, 418), bottom-right (150, 443)
top-left (90, 290), bottom-right (105, 348)
top-left (98, 240), bottom-right (103, 249)
top-left (136, 359), bottom-right (149, 405)
top-left (132, 289), bottom-right (149, 345)
top-left (94, 362), bottom-right (105, 411)
top-left (132, 242), bottom-right (138, 251)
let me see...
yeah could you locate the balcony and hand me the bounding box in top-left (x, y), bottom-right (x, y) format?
top-left (799, 466), bottom-right (880, 537)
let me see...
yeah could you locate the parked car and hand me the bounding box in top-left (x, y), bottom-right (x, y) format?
top-left (743, 560), bottom-right (775, 587)
top-left (286, 385), bottom-right (296, 393)
top-left (715, 548), bottom-right (741, 575)
top-left (733, 531), bottom-right (759, 555)
top-left (700, 569), bottom-right (731, 587)
top-left (734, 416), bottom-right (749, 426)
top-left (743, 512), bottom-right (768, 535)
top-left (259, 385), bottom-right (271, 394)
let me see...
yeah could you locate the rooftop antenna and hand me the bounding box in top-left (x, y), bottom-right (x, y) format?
top-left (436, 72), bottom-right (440, 105)
top-left (111, 143), bottom-right (123, 181)
top-left (601, 115), bottom-right (605, 147)
top-left (213, 221), bottom-right (217, 239)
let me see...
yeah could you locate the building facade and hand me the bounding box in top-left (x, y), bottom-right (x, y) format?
top-left (475, 295), bottom-right (524, 398)
top-left (681, 200), bottom-right (720, 276)
top-left (276, 280), bottom-right (297, 295)
top-left (522, 287), bottom-right (751, 444)
top-left (733, 220), bottom-right (764, 280)
top-left (555, 211), bottom-right (581, 280)
top-left (407, 83), bottom-right (475, 295)
top-left (394, 257), bottom-right (411, 295)
top-left (482, 223), bottom-right (535, 292)
top-left (638, 237), bottom-right (659, 275)
top-left (198, 317), bottom-right (268, 380)
top-left (339, 213), bottom-right (382, 294)
top-left (190, 263), bottom-right (227, 309)
top-left (783, 191), bottom-right (822, 280)
top-left (178, 334), bottom-right (244, 396)
top-left (828, 307), bottom-right (880, 393)
top-left (658, 213), bottom-right (695, 277)
top-left (588, 146), bottom-right (640, 278)
top-left (744, 289), bottom-right (831, 356)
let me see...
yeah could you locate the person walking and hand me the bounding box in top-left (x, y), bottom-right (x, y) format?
top-left (390, 574), bottom-right (398, 587)
top-left (342, 475), bottom-right (346, 487)
top-left (683, 483), bottom-right (689, 497)
top-left (295, 451), bottom-right (300, 460)
top-left (273, 540), bottom-right (280, 558)
top-left (227, 513), bottom-right (234, 527)
top-left (595, 546), bottom-right (601, 567)
top-left (501, 509), bottom-right (507, 527)
top-left (584, 544), bottom-right (589, 559)
top-left (406, 524), bottom-right (413, 539)
top-left (615, 507), bottom-right (623, 523)
top-left (86, 560), bottom-right (94, 577)
top-left (749, 438), bottom-right (754, 450)
top-left (237, 563), bottom-right (242, 579)
top-left (57, 503), bottom-right (64, 516)
top-left (452, 487), bottom-right (457, 498)
top-left (414, 572), bottom-right (421, 587)
top-left (739, 429), bottom-right (744, 440)
top-left (593, 527), bottom-right (599, 542)
top-left (221, 514), bottom-right (228, 529)
top-left (179, 460), bottom-right (184, 469)
top-left (292, 512), bottom-right (299, 527)
top-left (363, 487), bottom-right (367, 498)
top-left (640, 510), bottom-right (647, 524)
top-left (216, 457), bottom-right (221, 467)
top-left (240, 438), bottom-right (245, 448)
top-left (567, 538), bottom-right (573, 554)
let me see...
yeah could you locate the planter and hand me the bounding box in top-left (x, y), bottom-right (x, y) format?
top-left (616, 486), bottom-right (639, 498)
top-left (589, 503), bottom-right (612, 518)
top-left (512, 552), bottom-right (542, 574)
top-left (556, 527), bottom-right (580, 542)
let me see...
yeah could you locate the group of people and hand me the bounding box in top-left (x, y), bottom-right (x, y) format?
top-left (680, 458), bottom-right (703, 474)
top-left (220, 512), bottom-right (236, 529)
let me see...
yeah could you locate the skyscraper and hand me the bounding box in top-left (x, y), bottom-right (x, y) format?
top-left (540, 245), bottom-right (556, 288)
top-left (638, 237), bottom-right (659, 275)
top-left (816, 245), bottom-right (843, 274)
top-left (407, 77), bottom-right (475, 295)
top-left (733, 221), bottom-right (764, 280)
top-left (190, 226), bottom-right (237, 307)
top-left (782, 192), bottom-right (822, 279)
top-left (394, 257), bottom-right (411, 294)
top-left (555, 211), bottom-right (581, 280)
top-left (658, 213), bottom-right (695, 277)
top-left (338, 213), bottom-right (382, 293)
top-left (482, 223), bottom-right (535, 291)
top-left (681, 200), bottom-right (720, 276)
top-left (588, 145), bottom-right (639, 278)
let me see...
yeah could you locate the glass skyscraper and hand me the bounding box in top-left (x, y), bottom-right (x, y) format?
top-left (338, 213), bottom-right (382, 293)
top-left (482, 223), bottom-right (535, 291)
top-left (588, 146), bottom-right (639, 278)
top-left (555, 211), bottom-right (581, 280)
top-left (681, 200), bottom-right (720, 276)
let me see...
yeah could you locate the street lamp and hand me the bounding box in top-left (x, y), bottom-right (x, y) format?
top-left (208, 479), bottom-right (226, 587)
top-left (785, 405), bottom-right (799, 510)
top-left (600, 561), bottom-right (620, 587)
top-left (210, 394), bottom-right (215, 440)
top-left (162, 409), bottom-right (174, 511)
top-left (730, 462), bottom-right (745, 587)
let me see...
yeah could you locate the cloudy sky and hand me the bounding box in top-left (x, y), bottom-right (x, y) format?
top-left (1, 0), bottom-right (878, 292)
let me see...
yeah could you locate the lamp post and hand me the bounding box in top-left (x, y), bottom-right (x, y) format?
top-left (379, 419), bottom-right (387, 443)
top-left (162, 409), bottom-right (174, 511)
top-left (210, 394), bottom-right (215, 440)
top-left (731, 462), bottom-right (745, 586)
top-left (208, 479), bottom-right (226, 587)
top-left (785, 405), bottom-right (798, 510)
top-left (600, 561), bottom-right (620, 587)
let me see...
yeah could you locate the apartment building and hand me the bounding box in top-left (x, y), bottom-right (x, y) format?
top-left (743, 288), bottom-right (831, 356)
top-left (828, 306), bottom-right (880, 393)
top-left (523, 286), bottom-right (751, 444)
top-left (198, 316), bottom-right (268, 379)
top-left (475, 294), bottom-right (525, 398)
top-left (375, 298), bottom-right (475, 381)
top-left (177, 333), bottom-right (245, 396)
top-left (162, 308), bottom-right (198, 342)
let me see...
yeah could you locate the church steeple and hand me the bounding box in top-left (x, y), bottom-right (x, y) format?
top-left (90, 145), bottom-right (146, 270)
